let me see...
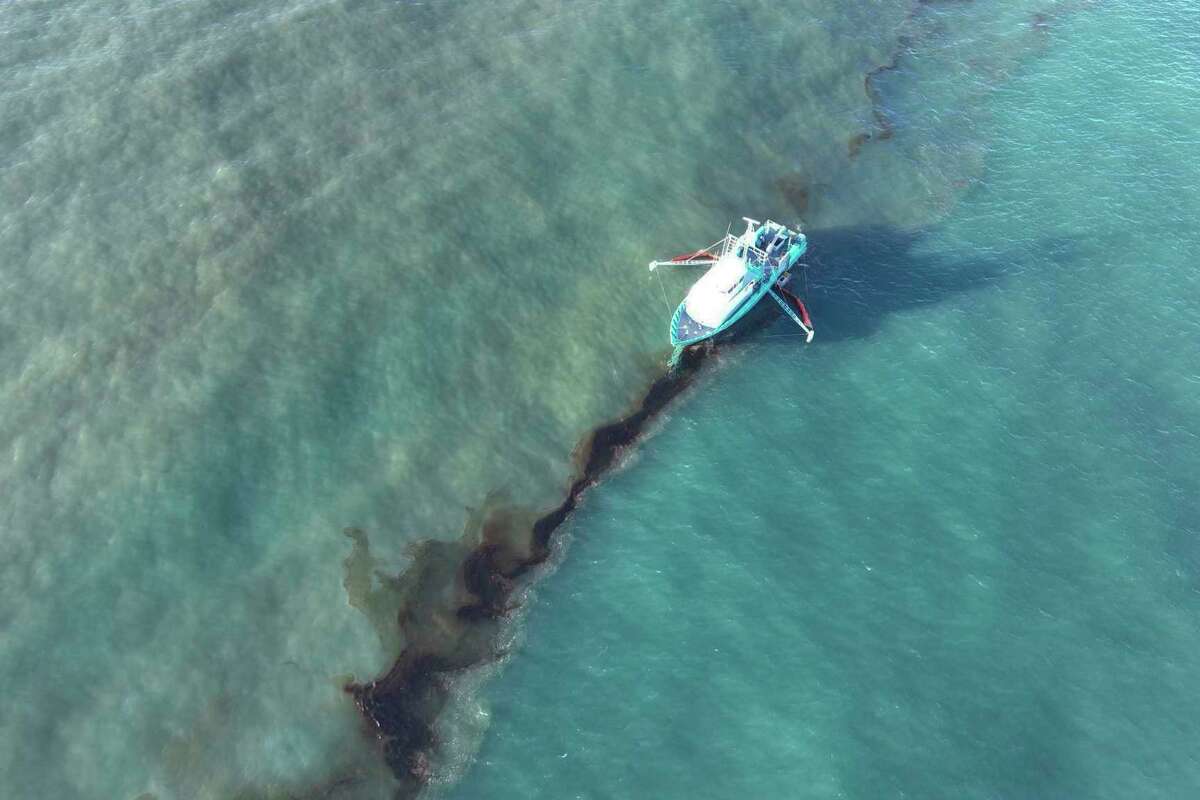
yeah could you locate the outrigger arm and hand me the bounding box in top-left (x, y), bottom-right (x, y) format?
top-left (768, 288), bottom-right (815, 343)
top-left (648, 234), bottom-right (731, 271)
top-left (649, 256), bottom-right (714, 271)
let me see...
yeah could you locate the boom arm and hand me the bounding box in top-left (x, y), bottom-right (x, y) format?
top-left (649, 256), bottom-right (715, 271)
top-left (648, 236), bottom-right (730, 271)
top-left (768, 288), bottom-right (814, 343)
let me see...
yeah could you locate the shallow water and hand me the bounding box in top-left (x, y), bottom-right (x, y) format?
top-left (3, 0), bottom-right (1197, 797)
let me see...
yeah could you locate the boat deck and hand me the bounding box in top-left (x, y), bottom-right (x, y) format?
top-left (673, 305), bottom-right (716, 344)
top-left (660, 219), bottom-right (806, 348)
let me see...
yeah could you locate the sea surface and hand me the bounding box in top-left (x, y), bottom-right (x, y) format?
top-left (2, 0), bottom-right (1198, 798)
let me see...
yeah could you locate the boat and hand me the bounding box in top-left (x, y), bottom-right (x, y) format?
top-left (649, 217), bottom-right (814, 357)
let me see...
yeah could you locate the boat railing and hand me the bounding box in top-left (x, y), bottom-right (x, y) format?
top-left (716, 234), bottom-right (740, 258)
top-left (715, 235), bottom-right (769, 262)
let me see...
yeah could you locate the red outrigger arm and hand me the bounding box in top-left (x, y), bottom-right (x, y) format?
top-left (770, 285), bottom-right (815, 342)
top-left (780, 287), bottom-right (813, 328)
top-left (649, 236), bottom-right (728, 271)
top-left (670, 249), bottom-right (716, 263)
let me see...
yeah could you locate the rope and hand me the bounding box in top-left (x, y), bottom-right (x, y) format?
top-left (654, 268), bottom-right (672, 315)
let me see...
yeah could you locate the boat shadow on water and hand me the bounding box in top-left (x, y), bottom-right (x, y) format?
top-left (742, 224), bottom-right (1073, 345)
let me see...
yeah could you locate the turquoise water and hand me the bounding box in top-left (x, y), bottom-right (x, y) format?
top-left (2, 0), bottom-right (1198, 798)
top-left (449, 3), bottom-right (1200, 799)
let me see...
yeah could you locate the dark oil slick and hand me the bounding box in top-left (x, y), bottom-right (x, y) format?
top-left (341, 344), bottom-right (712, 796)
top-left (332, 4), bottom-right (988, 788)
